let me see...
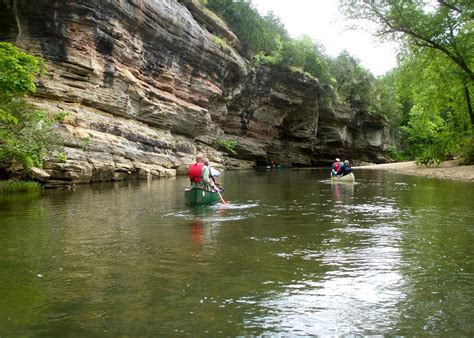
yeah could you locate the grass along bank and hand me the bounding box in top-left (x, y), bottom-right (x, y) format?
top-left (0, 180), bottom-right (41, 194)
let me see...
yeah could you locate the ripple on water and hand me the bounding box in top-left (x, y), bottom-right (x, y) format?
top-left (161, 202), bottom-right (260, 222)
top-left (340, 203), bottom-right (400, 217)
top-left (213, 202), bottom-right (259, 210)
top-left (245, 243), bottom-right (405, 335)
top-left (250, 236), bottom-right (289, 243)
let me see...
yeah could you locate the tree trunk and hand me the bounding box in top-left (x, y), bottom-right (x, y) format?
top-left (464, 84), bottom-right (474, 127)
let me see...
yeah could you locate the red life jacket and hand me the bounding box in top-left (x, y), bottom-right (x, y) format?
top-left (189, 163), bottom-right (205, 183)
top-left (333, 162), bottom-right (340, 172)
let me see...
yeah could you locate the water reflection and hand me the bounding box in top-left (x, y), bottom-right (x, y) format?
top-left (188, 209), bottom-right (224, 255)
top-left (331, 182), bottom-right (354, 203)
top-left (1, 170), bottom-right (473, 336)
top-left (190, 219), bottom-right (205, 244)
top-left (250, 221), bottom-right (405, 335)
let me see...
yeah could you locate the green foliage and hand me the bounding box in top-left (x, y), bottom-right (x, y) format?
top-left (253, 35), bottom-right (335, 93)
top-left (57, 151), bottom-right (68, 162)
top-left (0, 99), bottom-right (62, 169)
top-left (0, 180), bottom-right (41, 194)
top-left (54, 111), bottom-right (70, 123)
top-left (460, 134), bottom-right (474, 164)
top-left (385, 145), bottom-right (405, 162)
top-left (328, 51), bottom-right (374, 112)
top-left (217, 138), bottom-right (237, 154)
top-left (204, 0), bottom-right (474, 167)
top-left (288, 66), bottom-right (305, 74)
top-left (205, 0), bottom-right (289, 56)
top-left (397, 49), bottom-right (471, 129)
top-left (252, 52), bottom-right (280, 66)
top-left (402, 112), bottom-right (465, 166)
top-left (396, 48), bottom-right (472, 163)
top-left (204, 1), bottom-right (368, 112)
top-left (79, 136), bottom-right (91, 151)
top-left (372, 71), bottom-right (402, 124)
top-left (340, 0), bottom-right (474, 123)
top-left (0, 42), bottom-right (45, 98)
top-left (0, 42), bottom-right (62, 171)
top-left (279, 36), bottom-right (334, 83)
top-left (211, 35), bottom-right (233, 52)
top-left (340, 0), bottom-right (474, 163)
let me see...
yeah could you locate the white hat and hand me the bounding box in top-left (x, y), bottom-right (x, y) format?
top-left (336, 158), bottom-right (340, 162)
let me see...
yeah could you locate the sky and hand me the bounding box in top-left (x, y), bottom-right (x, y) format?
top-left (252, 0), bottom-right (398, 76)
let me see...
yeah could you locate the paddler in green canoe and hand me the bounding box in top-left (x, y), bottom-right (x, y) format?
top-left (186, 154), bottom-right (226, 206)
top-left (189, 153), bottom-right (212, 190)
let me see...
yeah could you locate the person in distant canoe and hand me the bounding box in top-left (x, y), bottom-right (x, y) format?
top-left (340, 160), bottom-right (352, 176)
top-left (204, 157), bottom-right (217, 186)
top-left (331, 158), bottom-right (342, 177)
top-left (189, 153), bottom-right (211, 190)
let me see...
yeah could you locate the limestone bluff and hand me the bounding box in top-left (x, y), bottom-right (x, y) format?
top-left (0, 0), bottom-right (389, 185)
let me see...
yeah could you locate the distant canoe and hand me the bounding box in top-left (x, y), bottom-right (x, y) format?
top-left (330, 172), bottom-right (355, 182)
top-left (185, 187), bottom-right (222, 207)
top-left (258, 164), bottom-right (289, 171)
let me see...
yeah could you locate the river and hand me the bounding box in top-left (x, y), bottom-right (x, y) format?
top-left (1, 169), bottom-right (473, 336)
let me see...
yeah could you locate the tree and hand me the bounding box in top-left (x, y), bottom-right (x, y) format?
top-left (329, 51), bottom-right (374, 112)
top-left (372, 70), bottom-right (402, 125)
top-left (278, 35), bottom-right (332, 82)
top-left (340, 0), bottom-right (474, 125)
top-left (0, 42), bottom-right (62, 172)
top-left (205, 0), bottom-right (290, 57)
top-left (261, 11), bottom-right (289, 53)
top-left (396, 48), bottom-right (472, 163)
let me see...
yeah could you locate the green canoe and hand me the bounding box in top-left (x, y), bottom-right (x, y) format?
top-left (184, 187), bottom-right (222, 207)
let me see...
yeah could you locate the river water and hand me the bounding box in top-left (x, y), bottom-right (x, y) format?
top-left (1, 169), bottom-right (473, 336)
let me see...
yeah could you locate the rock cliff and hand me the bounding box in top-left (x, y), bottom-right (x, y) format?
top-left (0, 0), bottom-right (388, 185)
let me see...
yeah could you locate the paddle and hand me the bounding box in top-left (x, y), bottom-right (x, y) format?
top-left (212, 182), bottom-right (226, 204)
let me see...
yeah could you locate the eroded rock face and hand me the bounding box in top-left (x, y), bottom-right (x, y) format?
top-left (222, 66), bottom-right (321, 166)
top-left (1, 0), bottom-right (246, 183)
top-left (314, 105), bottom-right (389, 165)
top-left (0, 0), bottom-right (389, 184)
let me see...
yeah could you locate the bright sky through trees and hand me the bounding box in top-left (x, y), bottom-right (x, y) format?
top-left (252, 0), bottom-right (398, 76)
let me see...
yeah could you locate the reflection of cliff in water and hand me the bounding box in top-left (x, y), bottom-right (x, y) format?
top-left (331, 182), bottom-right (354, 203)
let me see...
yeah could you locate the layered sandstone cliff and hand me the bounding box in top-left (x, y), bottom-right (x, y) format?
top-left (0, 0), bottom-right (388, 185)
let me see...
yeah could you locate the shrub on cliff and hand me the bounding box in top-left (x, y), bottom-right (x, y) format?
top-left (0, 42), bottom-right (62, 173)
top-left (217, 138), bottom-right (237, 155)
top-left (205, 0), bottom-right (288, 57)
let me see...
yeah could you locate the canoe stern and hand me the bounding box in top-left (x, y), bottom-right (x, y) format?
top-left (185, 187), bottom-right (222, 207)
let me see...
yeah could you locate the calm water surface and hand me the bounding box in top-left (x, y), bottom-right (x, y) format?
top-left (1, 169), bottom-right (473, 336)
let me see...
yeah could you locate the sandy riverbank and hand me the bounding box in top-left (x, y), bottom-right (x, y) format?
top-left (355, 159), bottom-right (474, 182)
